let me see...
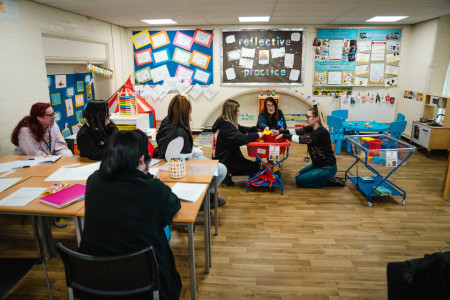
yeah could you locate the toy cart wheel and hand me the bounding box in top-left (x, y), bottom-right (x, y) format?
top-left (367, 202), bottom-right (373, 207)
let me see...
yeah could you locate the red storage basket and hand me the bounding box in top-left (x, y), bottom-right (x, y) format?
top-left (246, 139), bottom-right (290, 158)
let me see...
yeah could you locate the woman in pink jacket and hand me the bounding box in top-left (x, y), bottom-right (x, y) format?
top-left (11, 102), bottom-right (72, 157)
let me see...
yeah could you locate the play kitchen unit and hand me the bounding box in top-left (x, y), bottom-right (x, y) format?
top-left (411, 94), bottom-right (450, 157)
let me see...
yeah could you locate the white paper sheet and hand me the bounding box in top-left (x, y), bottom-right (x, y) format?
top-left (284, 53), bottom-right (294, 68)
top-left (356, 52), bottom-right (370, 63)
top-left (355, 76), bottom-right (368, 86)
top-left (143, 85), bottom-right (153, 97)
top-left (386, 53), bottom-right (400, 63)
top-left (329, 40), bottom-right (343, 59)
top-left (225, 68), bottom-right (236, 80)
top-left (177, 80), bottom-right (192, 94)
top-left (386, 40), bottom-right (401, 51)
top-left (239, 58), bottom-right (254, 69)
top-left (159, 162), bottom-right (169, 172)
top-left (0, 156), bottom-right (61, 173)
top-left (149, 159), bottom-right (161, 167)
top-left (134, 32), bottom-right (151, 48)
top-left (150, 65), bottom-right (170, 83)
top-left (227, 49), bottom-right (241, 61)
top-left (150, 84), bottom-right (164, 99)
top-left (289, 69), bottom-right (300, 81)
top-left (225, 35), bottom-right (236, 44)
top-left (189, 84), bottom-right (203, 100)
top-left (0, 178), bottom-right (22, 194)
top-left (0, 187), bottom-right (46, 207)
top-left (291, 32), bottom-right (301, 41)
top-left (370, 63), bottom-right (384, 83)
top-left (149, 168), bottom-right (159, 177)
top-left (241, 47), bottom-right (255, 58)
top-left (151, 32), bottom-right (169, 48)
top-left (163, 78), bottom-right (182, 91)
top-left (371, 41), bottom-right (386, 61)
top-left (193, 69), bottom-right (211, 84)
top-left (135, 68), bottom-right (151, 83)
top-left (271, 47), bottom-right (285, 59)
top-left (171, 183), bottom-right (208, 202)
top-left (203, 84), bottom-right (218, 100)
top-left (136, 51), bottom-right (152, 64)
top-left (173, 49), bottom-right (191, 66)
top-left (153, 50), bottom-right (169, 64)
top-left (355, 64), bottom-right (369, 75)
top-left (44, 162), bottom-right (101, 181)
top-left (358, 41), bottom-right (371, 52)
top-left (328, 71), bottom-right (342, 85)
top-left (385, 65), bottom-right (399, 75)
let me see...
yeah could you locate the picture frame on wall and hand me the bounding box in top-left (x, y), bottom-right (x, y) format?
top-left (134, 48), bottom-right (152, 66)
top-left (190, 50), bottom-right (211, 69)
top-left (132, 30), bottom-right (151, 49)
top-left (150, 30), bottom-right (170, 49)
top-left (152, 48), bottom-right (171, 65)
top-left (172, 48), bottom-right (192, 66)
top-left (173, 31), bottom-right (194, 51)
top-left (193, 28), bottom-right (213, 48)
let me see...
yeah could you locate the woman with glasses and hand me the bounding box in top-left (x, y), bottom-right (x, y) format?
top-left (256, 97), bottom-right (287, 135)
top-left (11, 102), bottom-right (72, 157)
top-left (77, 100), bottom-right (118, 160)
top-left (276, 105), bottom-right (339, 188)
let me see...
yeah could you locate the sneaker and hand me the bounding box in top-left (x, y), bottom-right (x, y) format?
top-left (55, 217), bottom-right (68, 228)
top-left (223, 175), bottom-right (235, 187)
top-left (326, 177), bottom-right (346, 187)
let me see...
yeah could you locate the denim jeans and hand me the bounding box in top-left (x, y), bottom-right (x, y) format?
top-left (295, 164), bottom-right (337, 188)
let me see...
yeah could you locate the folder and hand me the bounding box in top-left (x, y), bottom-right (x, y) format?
top-left (39, 184), bottom-right (86, 208)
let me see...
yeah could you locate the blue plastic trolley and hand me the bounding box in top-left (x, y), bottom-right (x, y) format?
top-left (345, 134), bottom-right (415, 207)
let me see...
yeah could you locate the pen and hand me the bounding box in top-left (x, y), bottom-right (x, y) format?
top-left (20, 158), bottom-right (35, 161)
top-left (12, 165), bottom-right (30, 169)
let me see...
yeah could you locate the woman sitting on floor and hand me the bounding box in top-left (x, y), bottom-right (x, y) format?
top-left (276, 105), bottom-right (342, 188)
top-left (77, 100), bottom-right (118, 161)
top-left (79, 130), bottom-right (182, 300)
top-left (212, 99), bottom-right (263, 186)
top-left (153, 94), bottom-right (227, 207)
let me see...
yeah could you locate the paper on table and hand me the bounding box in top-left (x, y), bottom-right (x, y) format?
top-left (188, 163), bottom-right (217, 176)
top-left (171, 183), bottom-right (208, 202)
top-left (149, 159), bottom-right (161, 167)
top-left (149, 168), bottom-right (159, 177)
top-left (0, 178), bottom-right (22, 193)
top-left (44, 162), bottom-right (101, 181)
top-left (0, 187), bottom-right (46, 206)
top-left (159, 162), bottom-right (169, 172)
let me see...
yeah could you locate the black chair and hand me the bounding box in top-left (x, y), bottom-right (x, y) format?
top-left (0, 257), bottom-right (52, 299)
top-left (57, 243), bottom-right (160, 300)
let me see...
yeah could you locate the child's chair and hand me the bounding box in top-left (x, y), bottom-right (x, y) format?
top-left (331, 109), bottom-right (349, 122)
top-left (327, 115), bottom-right (346, 155)
top-left (389, 120), bottom-right (407, 140)
top-left (396, 113), bottom-right (405, 121)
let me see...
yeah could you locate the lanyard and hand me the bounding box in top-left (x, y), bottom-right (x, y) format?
top-left (44, 128), bottom-right (52, 151)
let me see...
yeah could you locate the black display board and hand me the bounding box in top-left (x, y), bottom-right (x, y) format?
top-left (221, 29), bottom-right (304, 85)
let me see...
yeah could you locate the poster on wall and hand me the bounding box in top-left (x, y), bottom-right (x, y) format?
top-left (221, 28), bottom-right (304, 85)
top-left (47, 72), bottom-right (94, 137)
top-left (133, 29), bottom-right (214, 86)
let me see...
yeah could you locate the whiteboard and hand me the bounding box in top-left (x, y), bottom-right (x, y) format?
top-left (340, 96), bottom-right (396, 122)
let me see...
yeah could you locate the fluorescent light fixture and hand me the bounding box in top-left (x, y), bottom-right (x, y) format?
top-left (239, 16), bottom-right (270, 22)
top-left (141, 19), bottom-right (177, 25)
top-left (366, 16), bottom-right (408, 22)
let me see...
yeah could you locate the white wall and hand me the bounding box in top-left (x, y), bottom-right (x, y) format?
top-left (0, 0), bottom-right (132, 155)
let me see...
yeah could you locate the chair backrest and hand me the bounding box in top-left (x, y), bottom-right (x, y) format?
top-left (389, 120), bottom-right (407, 139)
top-left (331, 109), bottom-right (348, 122)
top-left (57, 243), bottom-right (159, 299)
top-left (396, 113), bottom-right (405, 121)
top-left (327, 115), bottom-right (345, 140)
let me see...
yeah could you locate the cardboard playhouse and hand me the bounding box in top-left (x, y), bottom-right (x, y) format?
top-left (107, 76), bottom-right (156, 128)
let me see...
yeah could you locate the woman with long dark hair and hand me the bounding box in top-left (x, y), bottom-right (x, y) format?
top-left (256, 97), bottom-right (287, 134)
top-left (154, 95), bottom-right (227, 207)
top-left (11, 102), bottom-right (72, 156)
top-left (77, 100), bottom-right (118, 160)
top-left (79, 130), bottom-right (182, 300)
top-left (276, 105), bottom-right (339, 188)
top-left (212, 99), bottom-right (263, 186)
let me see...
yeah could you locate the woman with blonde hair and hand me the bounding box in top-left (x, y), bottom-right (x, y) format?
top-left (212, 99), bottom-right (263, 186)
top-left (154, 95), bottom-right (227, 207)
top-left (276, 104), bottom-right (340, 188)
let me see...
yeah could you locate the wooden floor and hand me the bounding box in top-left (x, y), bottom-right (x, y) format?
top-left (1, 141), bottom-right (450, 299)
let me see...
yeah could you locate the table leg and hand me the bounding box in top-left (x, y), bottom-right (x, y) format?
top-left (31, 216), bottom-right (43, 259)
top-left (204, 192), bottom-right (210, 273)
top-left (38, 216), bottom-right (55, 259)
top-left (74, 217), bottom-right (83, 246)
top-left (214, 177), bottom-right (218, 236)
top-left (188, 223), bottom-right (196, 300)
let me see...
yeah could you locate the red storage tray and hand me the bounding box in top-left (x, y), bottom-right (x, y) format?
top-left (246, 139), bottom-right (290, 158)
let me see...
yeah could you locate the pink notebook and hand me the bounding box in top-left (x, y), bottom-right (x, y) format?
top-left (40, 184), bottom-right (86, 209)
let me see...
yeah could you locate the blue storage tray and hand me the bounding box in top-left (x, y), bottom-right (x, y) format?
top-left (348, 176), bottom-right (402, 197)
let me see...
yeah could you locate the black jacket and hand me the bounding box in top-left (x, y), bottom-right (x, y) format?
top-left (79, 169), bottom-right (182, 300)
top-left (77, 123), bottom-right (118, 161)
top-left (212, 117), bottom-right (259, 166)
top-left (154, 117), bottom-right (193, 159)
top-left (256, 109), bottom-right (287, 130)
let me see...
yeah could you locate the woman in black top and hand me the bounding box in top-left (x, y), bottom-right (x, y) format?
top-left (79, 130), bottom-right (182, 300)
top-left (77, 100), bottom-right (118, 160)
top-left (276, 105), bottom-right (337, 188)
top-left (212, 99), bottom-right (263, 185)
top-left (256, 97), bottom-right (287, 132)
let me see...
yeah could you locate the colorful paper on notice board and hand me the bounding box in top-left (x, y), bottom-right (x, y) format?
top-left (133, 29), bottom-right (213, 85)
top-left (47, 73), bottom-right (94, 137)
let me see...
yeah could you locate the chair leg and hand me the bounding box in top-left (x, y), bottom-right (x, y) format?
top-left (68, 287), bottom-right (75, 300)
top-left (336, 140), bottom-right (342, 155)
top-left (40, 259), bottom-right (53, 300)
top-left (153, 290), bottom-right (160, 300)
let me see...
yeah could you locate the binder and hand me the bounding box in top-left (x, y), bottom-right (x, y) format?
top-left (39, 184), bottom-right (86, 208)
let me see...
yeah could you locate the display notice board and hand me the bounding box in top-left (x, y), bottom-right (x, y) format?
top-left (313, 28), bottom-right (401, 87)
top-left (47, 73), bottom-right (94, 137)
top-left (221, 28), bottom-right (304, 86)
top-left (132, 29), bottom-right (214, 86)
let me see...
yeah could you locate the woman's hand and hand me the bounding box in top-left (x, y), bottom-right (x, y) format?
top-left (279, 126), bottom-right (285, 131)
top-left (271, 130), bottom-right (280, 136)
top-left (264, 127), bottom-right (269, 132)
top-left (257, 132), bottom-right (264, 138)
top-left (275, 134), bottom-right (283, 141)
